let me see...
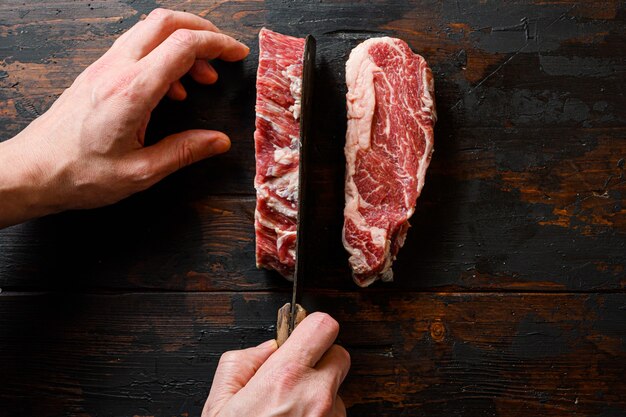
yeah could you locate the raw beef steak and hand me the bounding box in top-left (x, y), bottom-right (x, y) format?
top-left (254, 28), bottom-right (305, 279)
top-left (343, 37), bottom-right (437, 287)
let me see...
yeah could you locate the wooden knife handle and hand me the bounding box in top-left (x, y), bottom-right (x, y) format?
top-left (276, 302), bottom-right (307, 347)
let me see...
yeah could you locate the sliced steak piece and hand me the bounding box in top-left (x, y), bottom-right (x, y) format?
top-left (343, 37), bottom-right (437, 287)
top-left (254, 28), bottom-right (305, 279)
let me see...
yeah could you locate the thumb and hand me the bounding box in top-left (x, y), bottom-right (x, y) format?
top-left (334, 395), bottom-right (347, 417)
top-left (139, 129), bottom-right (230, 182)
top-left (203, 340), bottom-right (278, 417)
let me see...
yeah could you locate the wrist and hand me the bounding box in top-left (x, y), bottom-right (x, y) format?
top-left (0, 130), bottom-right (65, 227)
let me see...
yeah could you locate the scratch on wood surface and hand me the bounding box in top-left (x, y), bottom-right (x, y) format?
top-left (0, 4), bottom-right (625, 415)
top-left (492, 17), bottom-right (534, 40)
top-left (452, 3), bottom-right (578, 110)
top-left (452, 42), bottom-right (530, 110)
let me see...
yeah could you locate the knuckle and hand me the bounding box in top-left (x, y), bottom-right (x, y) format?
top-left (130, 159), bottom-right (155, 184)
top-left (273, 362), bottom-right (306, 391)
top-left (177, 141), bottom-right (196, 168)
top-left (215, 33), bottom-right (234, 52)
top-left (170, 28), bottom-right (196, 49)
top-left (82, 58), bottom-right (111, 82)
top-left (218, 350), bottom-right (242, 365)
top-left (214, 32), bottom-right (229, 45)
top-left (147, 8), bottom-right (173, 23)
top-left (311, 391), bottom-right (334, 416)
top-left (90, 67), bottom-right (142, 104)
top-left (90, 81), bottom-right (114, 104)
top-left (309, 312), bottom-right (339, 334)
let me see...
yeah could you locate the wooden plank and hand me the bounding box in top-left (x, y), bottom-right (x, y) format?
top-left (1, 185), bottom-right (623, 291)
top-left (0, 291), bottom-right (624, 416)
top-left (0, 3), bottom-right (624, 417)
top-left (1, 2), bottom-right (624, 293)
top-left (1, 1), bottom-right (624, 192)
top-left (1, 1), bottom-right (624, 293)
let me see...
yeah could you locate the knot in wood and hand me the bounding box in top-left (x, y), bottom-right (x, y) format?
top-left (430, 320), bottom-right (446, 342)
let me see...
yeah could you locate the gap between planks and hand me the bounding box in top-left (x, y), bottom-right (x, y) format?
top-left (1, 288), bottom-right (626, 297)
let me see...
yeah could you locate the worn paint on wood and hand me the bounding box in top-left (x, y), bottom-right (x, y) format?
top-left (0, 194), bottom-right (624, 292)
top-left (0, 0), bottom-right (625, 416)
top-left (1, 292), bottom-right (625, 416)
top-left (0, 0), bottom-right (624, 291)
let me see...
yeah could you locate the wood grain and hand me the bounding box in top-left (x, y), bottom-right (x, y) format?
top-left (1, 193), bottom-right (624, 292)
top-left (0, 291), bottom-right (624, 417)
top-left (1, 1), bottom-right (625, 416)
top-left (0, 0), bottom-right (624, 292)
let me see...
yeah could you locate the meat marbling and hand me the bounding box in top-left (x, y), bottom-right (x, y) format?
top-left (254, 28), bottom-right (305, 279)
top-left (343, 37), bottom-right (437, 287)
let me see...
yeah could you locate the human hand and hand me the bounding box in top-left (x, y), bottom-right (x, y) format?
top-left (202, 312), bottom-right (351, 417)
top-left (0, 9), bottom-right (248, 227)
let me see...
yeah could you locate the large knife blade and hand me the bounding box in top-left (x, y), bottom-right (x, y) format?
top-left (276, 34), bottom-right (316, 347)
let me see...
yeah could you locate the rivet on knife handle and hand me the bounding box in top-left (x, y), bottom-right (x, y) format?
top-left (276, 302), bottom-right (307, 347)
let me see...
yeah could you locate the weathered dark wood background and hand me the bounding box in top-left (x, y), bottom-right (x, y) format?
top-left (1, 1), bottom-right (625, 416)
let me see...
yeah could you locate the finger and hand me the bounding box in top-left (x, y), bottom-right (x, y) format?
top-left (334, 395), bottom-right (347, 417)
top-left (131, 129), bottom-right (231, 186)
top-left (190, 60), bottom-right (219, 84)
top-left (203, 340), bottom-right (277, 417)
top-left (166, 80), bottom-right (187, 100)
top-left (315, 345), bottom-right (351, 393)
top-left (277, 312), bottom-right (340, 368)
top-left (112, 8), bottom-right (220, 60)
top-left (138, 30), bottom-right (249, 107)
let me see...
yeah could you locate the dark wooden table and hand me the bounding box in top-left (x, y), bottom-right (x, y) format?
top-left (1, 1), bottom-right (625, 416)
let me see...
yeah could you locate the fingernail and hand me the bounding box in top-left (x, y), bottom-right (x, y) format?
top-left (212, 136), bottom-right (231, 153)
top-left (257, 339), bottom-right (277, 349)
